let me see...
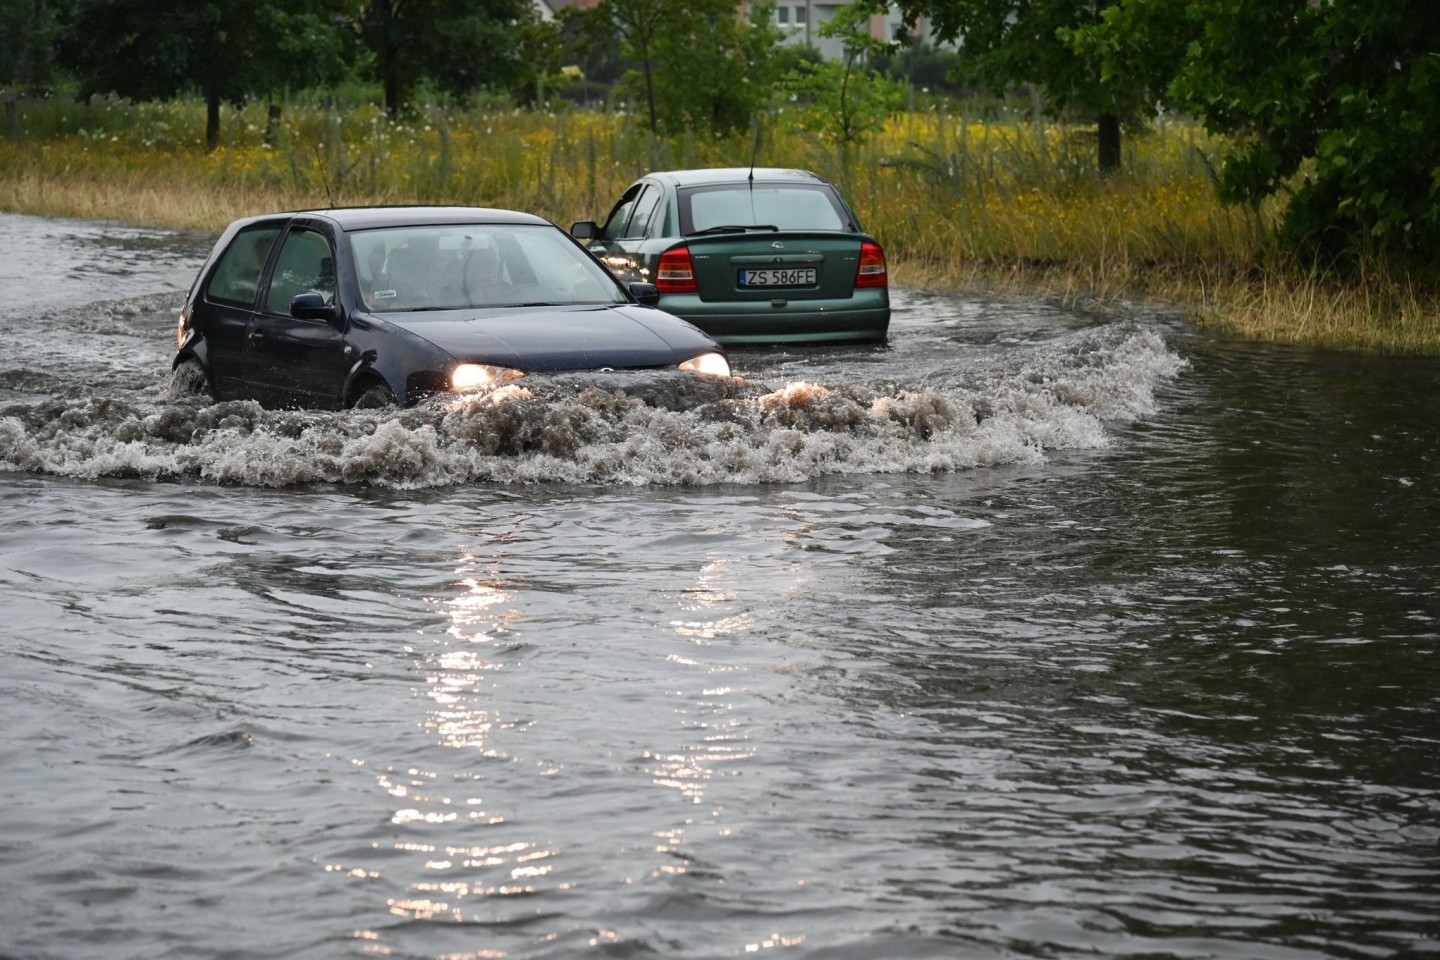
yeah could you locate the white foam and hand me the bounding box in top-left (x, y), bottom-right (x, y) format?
top-left (0, 324), bottom-right (1186, 489)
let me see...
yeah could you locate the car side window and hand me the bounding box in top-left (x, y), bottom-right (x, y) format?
top-left (600, 184), bottom-right (643, 240)
top-left (263, 228), bottom-right (336, 316)
top-left (206, 226), bottom-right (281, 307)
top-left (621, 185), bottom-right (662, 239)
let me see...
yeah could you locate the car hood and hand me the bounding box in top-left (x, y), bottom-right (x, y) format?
top-left (379, 303), bottom-right (716, 371)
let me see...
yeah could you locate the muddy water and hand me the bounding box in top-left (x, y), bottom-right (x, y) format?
top-left (1, 213), bottom-right (1437, 960)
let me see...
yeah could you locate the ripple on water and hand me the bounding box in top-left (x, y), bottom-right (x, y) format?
top-left (6, 228), bottom-right (1439, 959)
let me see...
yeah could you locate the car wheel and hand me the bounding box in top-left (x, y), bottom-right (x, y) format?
top-left (352, 381), bottom-right (398, 409)
top-left (172, 356), bottom-right (215, 401)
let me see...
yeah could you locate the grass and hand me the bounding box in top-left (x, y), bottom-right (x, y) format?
top-left (1193, 262), bottom-right (1440, 354)
top-left (4, 93), bottom-right (1438, 353)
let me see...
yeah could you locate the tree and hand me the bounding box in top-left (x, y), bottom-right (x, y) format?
top-left (884, 0), bottom-right (1160, 173)
top-left (1, 0), bottom-right (60, 95)
top-left (593, 0), bottom-right (781, 135)
top-left (1157, 0), bottom-right (1440, 267)
top-left (779, 2), bottom-right (905, 161)
top-left (562, 5), bottom-right (624, 87)
top-left (56, 0), bottom-right (354, 150)
top-left (358, 0), bottom-right (531, 118)
top-left (649, 0), bottom-right (781, 134)
top-left (589, 0), bottom-right (665, 133)
top-left (876, 41), bottom-right (971, 98)
top-left (509, 15), bottom-right (567, 108)
top-left (902, 0), bottom-right (1440, 269)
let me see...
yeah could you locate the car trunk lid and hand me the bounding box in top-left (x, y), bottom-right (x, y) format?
top-left (681, 232), bottom-right (865, 303)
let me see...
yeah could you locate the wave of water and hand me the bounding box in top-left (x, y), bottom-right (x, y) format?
top-left (0, 293), bottom-right (1185, 488)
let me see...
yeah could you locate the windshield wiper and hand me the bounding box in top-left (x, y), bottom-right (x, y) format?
top-left (689, 224), bottom-right (779, 235)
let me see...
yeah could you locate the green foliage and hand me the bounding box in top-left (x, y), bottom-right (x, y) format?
top-left (778, 3), bottom-right (905, 153)
top-left (1061, 0), bottom-right (1190, 103)
top-left (558, 5), bottom-right (625, 91)
top-left (1077, 0), bottom-right (1440, 269)
top-left (773, 42), bottom-right (825, 77)
top-left (652, 0), bottom-right (782, 135)
top-left (58, 0), bottom-right (239, 104)
top-left (1169, 0), bottom-right (1440, 268)
top-left (54, 0), bottom-right (357, 147)
top-left (588, 0), bottom-right (666, 131)
top-left (17, 0), bottom-right (1440, 279)
top-left (358, 0), bottom-right (532, 117)
top-left (0, 0), bottom-right (61, 93)
top-left (779, 59), bottom-right (906, 149)
top-left (508, 17), bottom-right (570, 108)
top-left (597, 0), bottom-right (781, 136)
top-left (897, 0), bottom-right (1440, 270)
top-left (59, 0), bottom-right (354, 103)
top-left (875, 42), bottom-right (970, 98)
top-left (890, 0), bottom-right (1154, 167)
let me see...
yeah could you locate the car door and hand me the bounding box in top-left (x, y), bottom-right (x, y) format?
top-left (242, 224), bottom-right (349, 409)
top-left (199, 223), bottom-right (283, 397)
top-left (587, 181), bottom-right (663, 284)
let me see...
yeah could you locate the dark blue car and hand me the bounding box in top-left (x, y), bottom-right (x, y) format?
top-left (173, 206), bottom-right (732, 409)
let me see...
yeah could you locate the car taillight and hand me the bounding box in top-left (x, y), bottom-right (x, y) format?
top-left (656, 246), bottom-right (698, 294)
top-left (855, 241), bottom-right (887, 288)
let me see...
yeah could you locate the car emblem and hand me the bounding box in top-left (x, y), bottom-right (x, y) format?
top-left (771, 241), bottom-right (785, 250)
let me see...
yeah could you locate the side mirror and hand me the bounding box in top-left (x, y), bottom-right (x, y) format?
top-left (629, 282), bottom-right (660, 306)
top-left (291, 292), bottom-right (340, 325)
top-left (570, 220), bottom-right (599, 241)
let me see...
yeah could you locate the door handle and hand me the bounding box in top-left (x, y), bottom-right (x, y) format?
top-left (247, 329), bottom-right (264, 341)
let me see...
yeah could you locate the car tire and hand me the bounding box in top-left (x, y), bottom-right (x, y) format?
top-left (352, 381), bottom-right (398, 409)
top-left (172, 356), bottom-right (215, 401)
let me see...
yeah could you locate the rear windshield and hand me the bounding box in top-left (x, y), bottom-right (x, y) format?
top-left (678, 183), bottom-right (853, 234)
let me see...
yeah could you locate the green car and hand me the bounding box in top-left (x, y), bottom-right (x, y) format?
top-left (571, 167), bottom-right (890, 345)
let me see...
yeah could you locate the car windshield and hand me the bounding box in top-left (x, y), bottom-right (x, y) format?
top-left (679, 183), bottom-right (851, 234)
top-left (350, 223), bottom-right (627, 312)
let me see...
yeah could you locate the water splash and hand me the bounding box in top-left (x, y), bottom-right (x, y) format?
top-left (0, 323), bottom-right (1185, 489)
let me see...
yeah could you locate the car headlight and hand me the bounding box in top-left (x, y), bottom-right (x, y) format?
top-left (678, 352), bottom-right (730, 377)
top-left (451, 363), bottom-right (524, 391)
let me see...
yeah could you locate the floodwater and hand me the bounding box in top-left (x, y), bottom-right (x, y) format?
top-left (1, 212), bottom-right (1437, 960)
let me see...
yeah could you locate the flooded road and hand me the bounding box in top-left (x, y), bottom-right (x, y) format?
top-left (1, 212), bottom-right (1437, 960)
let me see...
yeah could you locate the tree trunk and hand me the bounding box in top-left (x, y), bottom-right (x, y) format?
top-left (642, 57), bottom-right (658, 134)
top-left (264, 101), bottom-right (282, 145)
top-left (1098, 111), bottom-right (1121, 173)
top-left (205, 91), bottom-right (221, 153)
top-left (384, 43), bottom-right (401, 118)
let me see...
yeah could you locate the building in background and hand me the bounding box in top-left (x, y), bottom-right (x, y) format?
top-left (534, 1), bottom-right (940, 61)
top-left (535, 0), bottom-right (601, 16)
top-left (767, 2), bottom-right (911, 59)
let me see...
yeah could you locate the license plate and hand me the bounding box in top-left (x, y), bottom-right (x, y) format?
top-left (738, 267), bottom-right (816, 287)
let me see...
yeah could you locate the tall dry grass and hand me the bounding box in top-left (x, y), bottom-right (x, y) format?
top-left (3, 95), bottom-right (1437, 352)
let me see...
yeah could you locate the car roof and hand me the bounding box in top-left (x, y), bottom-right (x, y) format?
top-left (226, 205), bottom-right (552, 233)
top-left (642, 168), bottom-right (832, 188)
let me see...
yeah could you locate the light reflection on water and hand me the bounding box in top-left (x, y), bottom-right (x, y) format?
top-left (0, 212), bottom-right (1438, 959)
